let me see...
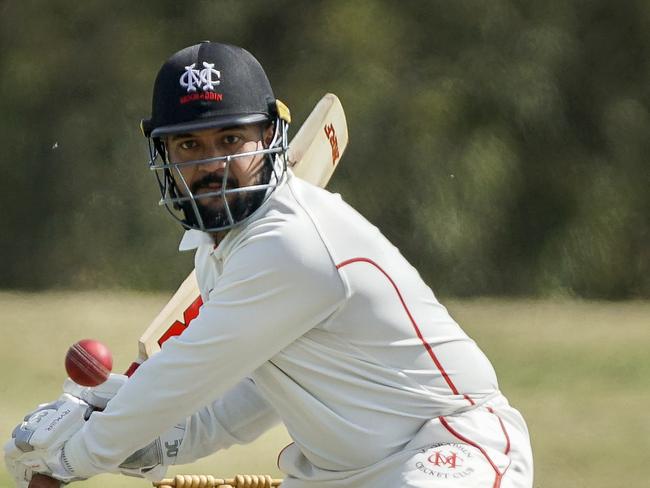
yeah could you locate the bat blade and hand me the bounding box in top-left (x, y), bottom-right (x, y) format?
top-left (130, 93), bottom-right (348, 372)
top-left (126, 270), bottom-right (202, 374)
top-left (289, 93), bottom-right (348, 187)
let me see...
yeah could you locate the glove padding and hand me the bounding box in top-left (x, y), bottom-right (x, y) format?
top-left (63, 373), bottom-right (128, 410)
top-left (5, 373), bottom-right (181, 484)
top-left (4, 394), bottom-right (91, 486)
top-left (64, 371), bottom-right (176, 480)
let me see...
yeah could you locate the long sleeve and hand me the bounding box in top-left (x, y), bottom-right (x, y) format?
top-left (62, 203), bottom-right (346, 478)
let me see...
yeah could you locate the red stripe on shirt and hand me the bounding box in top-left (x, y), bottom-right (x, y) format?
top-left (336, 257), bottom-right (460, 396)
top-left (487, 407), bottom-right (511, 456)
top-left (439, 415), bottom-right (504, 488)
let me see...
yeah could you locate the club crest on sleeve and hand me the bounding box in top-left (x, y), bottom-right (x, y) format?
top-left (180, 62), bottom-right (221, 92)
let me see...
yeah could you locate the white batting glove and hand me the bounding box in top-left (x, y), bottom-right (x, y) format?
top-left (117, 421), bottom-right (187, 481)
top-left (63, 372), bottom-right (176, 481)
top-left (4, 456), bottom-right (32, 488)
top-left (4, 394), bottom-right (92, 485)
top-left (63, 373), bottom-right (128, 410)
top-left (4, 400), bottom-right (63, 487)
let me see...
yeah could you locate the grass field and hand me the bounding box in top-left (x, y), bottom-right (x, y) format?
top-left (1, 292), bottom-right (648, 487)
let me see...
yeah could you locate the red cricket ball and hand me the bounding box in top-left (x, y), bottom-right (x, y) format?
top-left (64, 339), bottom-right (113, 387)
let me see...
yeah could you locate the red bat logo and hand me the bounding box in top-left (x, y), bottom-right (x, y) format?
top-left (157, 295), bottom-right (204, 347)
top-left (324, 124), bottom-right (340, 164)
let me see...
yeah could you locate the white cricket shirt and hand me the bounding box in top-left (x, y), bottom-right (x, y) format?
top-left (65, 172), bottom-right (515, 484)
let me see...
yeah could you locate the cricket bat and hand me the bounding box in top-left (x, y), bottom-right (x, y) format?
top-left (28, 94), bottom-right (348, 488)
top-left (126, 92), bottom-right (348, 375)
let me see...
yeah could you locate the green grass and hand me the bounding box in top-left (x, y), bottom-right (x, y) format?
top-left (1, 292), bottom-right (648, 487)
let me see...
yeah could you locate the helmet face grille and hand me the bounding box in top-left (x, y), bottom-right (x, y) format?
top-left (147, 115), bottom-right (290, 233)
top-left (148, 42), bottom-right (276, 137)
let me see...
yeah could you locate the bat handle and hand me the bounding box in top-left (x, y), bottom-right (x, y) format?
top-left (28, 473), bottom-right (61, 488)
top-left (124, 360), bottom-right (142, 377)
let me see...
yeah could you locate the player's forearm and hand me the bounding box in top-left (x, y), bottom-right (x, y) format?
top-left (61, 348), bottom-right (219, 478)
top-left (64, 228), bottom-right (344, 478)
top-left (63, 379), bottom-right (279, 477)
top-left (177, 378), bottom-right (280, 463)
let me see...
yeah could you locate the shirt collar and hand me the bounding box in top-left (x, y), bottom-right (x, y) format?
top-left (178, 229), bottom-right (214, 251)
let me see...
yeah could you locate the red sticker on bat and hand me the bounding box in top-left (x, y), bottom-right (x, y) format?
top-left (157, 295), bottom-right (204, 348)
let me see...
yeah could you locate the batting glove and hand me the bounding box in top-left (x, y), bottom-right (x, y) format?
top-left (4, 394), bottom-right (91, 485)
top-left (63, 373), bottom-right (128, 410)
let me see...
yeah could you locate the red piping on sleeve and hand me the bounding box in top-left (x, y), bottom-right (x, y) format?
top-left (439, 416), bottom-right (504, 488)
top-left (487, 407), bottom-right (511, 455)
top-left (463, 394), bottom-right (476, 405)
top-left (336, 257), bottom-right (460, 396)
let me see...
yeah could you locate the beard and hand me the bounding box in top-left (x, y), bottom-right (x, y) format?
top-left (179, 162), bottom-right (272, 230)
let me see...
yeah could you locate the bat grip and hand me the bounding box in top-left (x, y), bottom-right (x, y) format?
top-left (28, 473), bottom-right (61, 488)
top-left (124, 360), bottom-right (141, 377)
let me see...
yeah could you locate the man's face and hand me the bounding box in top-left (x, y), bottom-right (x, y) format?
top-left (165, 123), bottom-right (274, 229)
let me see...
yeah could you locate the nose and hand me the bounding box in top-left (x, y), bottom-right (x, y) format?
top-left (197, 147), bottom-right (229, 173)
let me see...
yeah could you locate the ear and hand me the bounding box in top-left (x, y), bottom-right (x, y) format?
top-left (263, 123), bottom-right (275, 146)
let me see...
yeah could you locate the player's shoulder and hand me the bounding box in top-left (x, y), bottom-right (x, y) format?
top-left (212, 179), bottom-right (344, 301)
top-left (222, 177), bottom-right (335, 266)
top-left (284, 171), bottom-right (343, 204)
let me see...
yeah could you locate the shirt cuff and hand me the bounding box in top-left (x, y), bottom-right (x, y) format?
top-left (62, 430), bottom-right (113, 479)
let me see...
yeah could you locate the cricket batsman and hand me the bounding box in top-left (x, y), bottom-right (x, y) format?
top-left (5, 41), bottom-right (533, 487)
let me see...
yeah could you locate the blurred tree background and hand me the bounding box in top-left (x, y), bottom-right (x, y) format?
top-left (1, 0), bottom-right (648, 298)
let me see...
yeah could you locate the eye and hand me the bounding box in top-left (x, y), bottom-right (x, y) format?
top-left (222, 134), bottom-right (242, 145)
top-left (179, 140), bottom-right (199, 150)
